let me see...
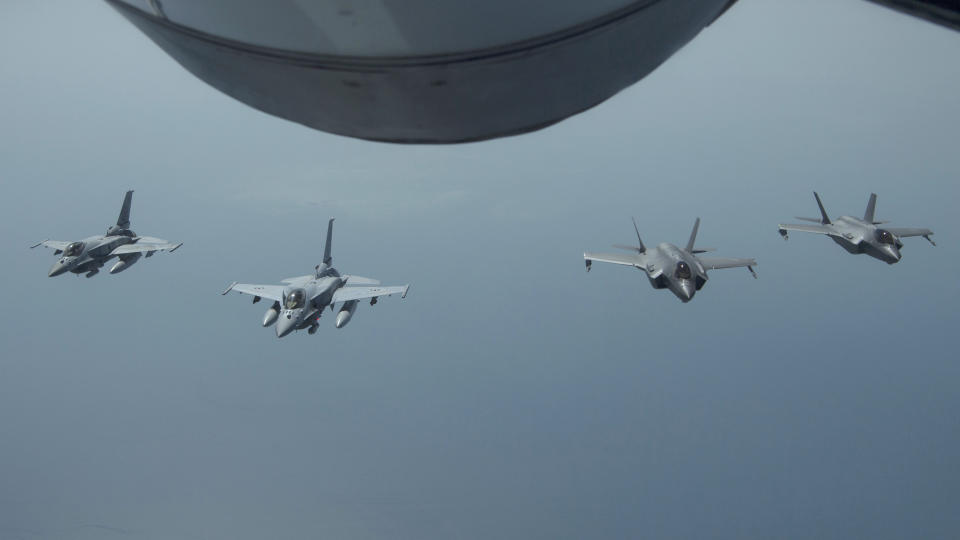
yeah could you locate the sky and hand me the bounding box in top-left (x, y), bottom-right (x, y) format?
top-left (1, 1), bottom-right (959, 539)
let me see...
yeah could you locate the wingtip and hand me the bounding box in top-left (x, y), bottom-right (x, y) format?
top-left (401, 284), bottom-right (410, 299)
top-left (221, 281), bottom-right (238, 295)
top-left (169, 242), bottom-right (183, 253)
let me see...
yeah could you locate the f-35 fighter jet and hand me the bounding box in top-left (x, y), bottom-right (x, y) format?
top-left (584, 218), bottom-right (757, 303)
top-left (222, 218), bottom-right (409, 338)
top-left (778, 193), bottom-right (935, 264)
top-left (32, 190), bottom-right (182, 278)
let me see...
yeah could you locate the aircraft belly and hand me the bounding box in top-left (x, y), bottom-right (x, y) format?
top-left (106, 0), bottom-right (734, 143)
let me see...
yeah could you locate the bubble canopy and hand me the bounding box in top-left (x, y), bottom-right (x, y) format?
top-left (108, 0), bottom-right (737, 143)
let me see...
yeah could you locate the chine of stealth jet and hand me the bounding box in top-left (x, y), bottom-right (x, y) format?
top-left (584, 217), bottom-right (757, 303)
top-left (222, 218), bottom-right (409, 338)
top-left (31, 190), bottom-right (182, 277)
top-left (778, 192), bottom-right (935, 264)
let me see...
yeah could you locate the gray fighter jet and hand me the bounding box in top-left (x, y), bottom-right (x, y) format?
top-left (584, 218), bottom-right (757, 303)
top-left (778, 192), bottom-right (935, 264)
top-left (31, 190), bottom-right (182, 278)
top-left (222, 218), bottom-right (409, 338)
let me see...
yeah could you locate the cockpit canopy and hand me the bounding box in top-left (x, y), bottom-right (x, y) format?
top-left (875, 229), bottom-right (895, 245)
top-left (64, 241), bottom-right (84, 257)
top-left (675, 261), bottom-right (692, 280)
top-left (284, 289), bottom-right (306, 310)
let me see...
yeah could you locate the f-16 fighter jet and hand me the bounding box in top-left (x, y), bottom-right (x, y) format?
top-left (584, 217), bottom-right (757, 303)
top-left (222, 218), bottom-right (409, 338)
top-left (778, 193), bottom-right (935, 264)
top-left (31, 190), bottom-right (182, 278)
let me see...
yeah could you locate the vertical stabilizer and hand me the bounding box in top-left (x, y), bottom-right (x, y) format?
top-left (864, 193), bottom-right (877, 223)
top-left (117, 190), bottom-right (133, 228)
top-left (813, 192), bottom-right (831, 224)
top-left (323, 218), bottom-right (334, 265)
top-left (631, 217), bottom-right (646, 253)
top-left (685, 217), bottom-right (700, 252)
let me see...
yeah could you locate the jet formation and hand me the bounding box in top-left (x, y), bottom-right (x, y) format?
top-left (222, 219), bottom-right (409, 338)
top-left (31, 190), bottom-right (181, 278)
top-left (32, 191), bottom-right (936, 336)
top-left (778, 192), bottom-right (935, 264)
top-left (584, 218), bottom-right (757, 303)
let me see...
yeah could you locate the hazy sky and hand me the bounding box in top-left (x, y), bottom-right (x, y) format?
top-left (1, 1), bottom-right (959, 539)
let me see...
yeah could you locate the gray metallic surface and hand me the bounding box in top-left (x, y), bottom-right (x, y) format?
top-left (778, 193), bottom-right (935, 265)
top-left (224, 219), bottom-right (408, 337)
top-left (32, 191), bottom-right (181, 278)
top-left (104, 0), bottom-right (735, 143)
top-left (584, 218), bottom-right (756, 303)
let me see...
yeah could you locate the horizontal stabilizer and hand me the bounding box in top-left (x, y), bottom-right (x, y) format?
top-left (692, 247), bottom-right (715, 254)
top-left (794, 216), bottom-right (823, 223)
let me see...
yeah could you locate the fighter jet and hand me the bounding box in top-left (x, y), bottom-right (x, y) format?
top-left (222, 218), bottom-right (409, 338)
top-left (584, 218), bottom-right (757, 303)
top-left (778, 192), bottom-right (935, 264)
top-left (31, 190), bottom-right (182, 278)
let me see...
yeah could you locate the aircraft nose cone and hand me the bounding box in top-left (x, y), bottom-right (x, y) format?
top-left (884, 245), bottom-right (902, 264)
top-left (678, 280), bottom-right (695, 303)
top-left (276, 313), bottom-right (296, 338)
top-left (48, 261), bottom-right (67, 277)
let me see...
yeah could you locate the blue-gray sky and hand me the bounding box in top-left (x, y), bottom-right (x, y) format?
top-left (1, 1), bottom-right (959, 539)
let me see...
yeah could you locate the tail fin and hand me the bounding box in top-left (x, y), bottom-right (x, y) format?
top-left (813, 192), bottom-right (831, 224)
top-left (631, 217), bottom-right (646, 253)
top-left (685, 217), bottom-right (701, 253)
top-left (864, 193), bottom-right (877, 223)
top-left (117, 190), bottom-right (133, 228)
top-left (323, 218), bottom-right (334, 265)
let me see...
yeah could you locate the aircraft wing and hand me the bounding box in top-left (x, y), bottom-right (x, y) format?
top-left (30, 240), bottom-right (71, 250)
top-left (111, 237), bottom-right (182, 255)
top-left (583, 251), bottom-right (645, 268)
top-left (280, 275), bottom-right (314, 285)
top-left (342, 275), bottom-right (381, 286)
top-left (222, 282), bottom-right (285, 301)
top-left (886, 227), bottom-right (934, 238)
top-left (332, 285), bottom-right (409, 303)
top-left (697, 256), bottom-right (757, 271)
top-left (777, 223), bottom-right (837, 236)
